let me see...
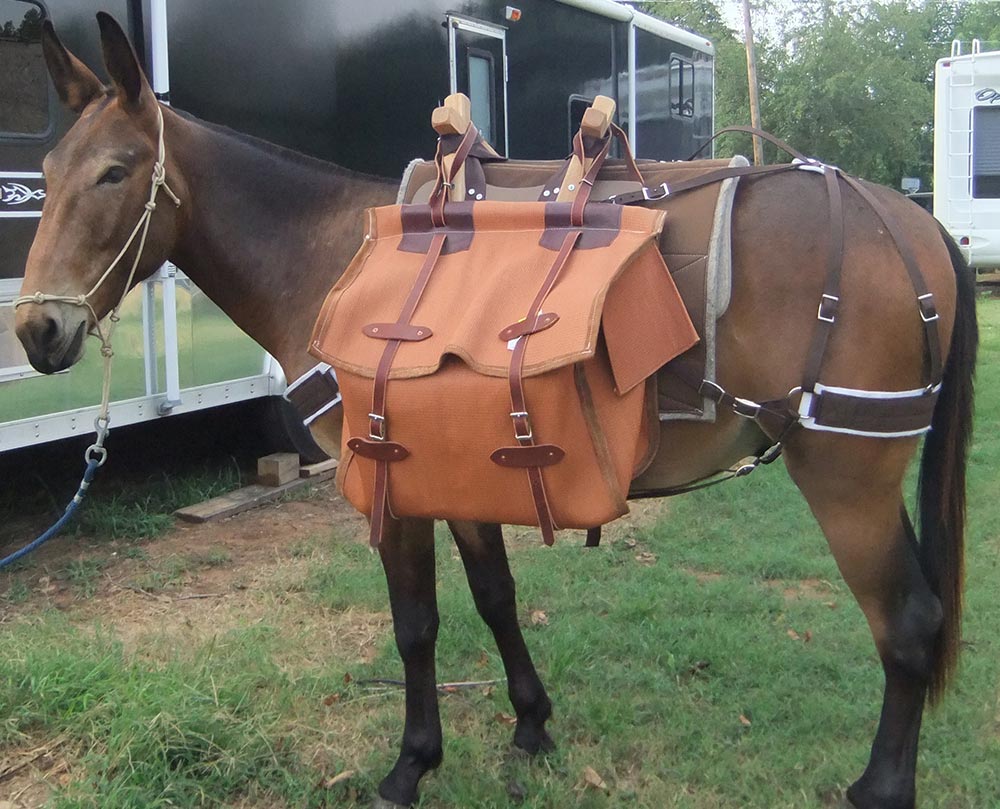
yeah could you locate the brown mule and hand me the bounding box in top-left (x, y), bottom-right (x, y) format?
top-left (15, 16), bottom-right (976, 809)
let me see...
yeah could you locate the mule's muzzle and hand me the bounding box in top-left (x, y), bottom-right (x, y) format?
top-left (14, 303), bottom-right (89, 374)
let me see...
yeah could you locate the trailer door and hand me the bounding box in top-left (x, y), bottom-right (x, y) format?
top-left (448, 16), bottom-right (508, 156)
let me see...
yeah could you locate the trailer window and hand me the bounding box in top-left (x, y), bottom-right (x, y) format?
top-left (973, 105), bottom-right (1000, 199)
top-left (670, 57), bottom-right (695, 119)
top-left (0, 0), bottom-right (48, 136)
top-left (468, 49), bottom-right (495, 148)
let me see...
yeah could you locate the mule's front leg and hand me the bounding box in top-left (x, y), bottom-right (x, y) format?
top-left (377, 517), bottom-right (442, 808)
top-left (449, 520), bottom-right (555, 755)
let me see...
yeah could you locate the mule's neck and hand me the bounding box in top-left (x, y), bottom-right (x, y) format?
top-left (164, 107), bottom-right (398, 379)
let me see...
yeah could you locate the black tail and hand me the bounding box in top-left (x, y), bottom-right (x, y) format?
top-left (919, 227), bottom-right (978, 704)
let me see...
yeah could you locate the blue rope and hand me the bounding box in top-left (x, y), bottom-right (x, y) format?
top-left (0, 458), bottom-right (102, 570)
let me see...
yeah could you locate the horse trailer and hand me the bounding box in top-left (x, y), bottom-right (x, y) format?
top-left (934, 39), bottom-right (1000, 269)
top-left (0, 0), bottom-right (714, 453)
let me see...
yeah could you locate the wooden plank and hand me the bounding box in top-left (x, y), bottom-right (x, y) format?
top-left (300, 458), bottom-right (338, 478)
top-left (174, 470), bottom-right (335, 523)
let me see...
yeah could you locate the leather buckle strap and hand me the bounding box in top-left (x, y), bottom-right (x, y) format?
top-left (510, 411), bottom-right (533, 443)
top-left (817, 293), bottom-right (839, 324)
top-left (918, 293), bottom-right (939, 323)
top-left (498, 230), bottom-right (581, 545)
top-left (362, 232), bottom-right (447, 546)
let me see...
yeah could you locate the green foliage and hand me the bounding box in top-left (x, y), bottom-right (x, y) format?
top-left (643, 0), bottom-right (1000, 187)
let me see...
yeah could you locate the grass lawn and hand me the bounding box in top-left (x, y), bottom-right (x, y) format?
top-left (0, 296), bottom-right (998, 808)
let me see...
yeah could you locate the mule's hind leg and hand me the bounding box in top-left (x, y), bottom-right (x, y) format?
top-left (786, 441), bottom-right (942, 809)
top-left (376, 517), bottom-right (442, 808)
top-left (448, 520), bottom-right (555, 754)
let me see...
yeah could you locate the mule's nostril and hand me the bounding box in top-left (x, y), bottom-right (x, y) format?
top-left (43, 315), bottom-right (60, 344)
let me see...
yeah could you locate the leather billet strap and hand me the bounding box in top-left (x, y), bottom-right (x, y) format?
top-left (355, 232), bottom-right (447, 546)
top-left (284, 362), bottom-right (341, 425)
top-left (498, 230), bottom-right (581, 546)
top-left (429, 125), bottom-right (483, 227)
top-left (568, 124), bottom-right (643, 226)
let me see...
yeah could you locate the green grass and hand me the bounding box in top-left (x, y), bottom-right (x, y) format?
top-left (0, 298), bottom-right (998, 807)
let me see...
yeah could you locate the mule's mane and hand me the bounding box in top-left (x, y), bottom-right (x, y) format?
top-left (172, 107), bottom-right (397, 187)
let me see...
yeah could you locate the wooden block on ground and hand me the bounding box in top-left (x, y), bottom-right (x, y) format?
top-left (257, 452), bottom-right (299, 487)
top-left (300, 458), bottom-right (338, 478)
top-left (174, 468), bottom-right (337, 523)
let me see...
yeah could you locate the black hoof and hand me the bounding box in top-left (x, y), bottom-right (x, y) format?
top-left (846, 779), bottom-right (915, 809)
top-left (373, 796), bottom-right (410, 809)
top-left (512, 724), bottom-right (555, 756)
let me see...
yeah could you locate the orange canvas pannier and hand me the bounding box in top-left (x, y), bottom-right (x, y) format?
top-left (309, 196), bottom-right (697, 545)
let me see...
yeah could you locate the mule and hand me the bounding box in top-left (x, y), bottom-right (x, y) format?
top-left (14, 15), bottom-right (976, 809)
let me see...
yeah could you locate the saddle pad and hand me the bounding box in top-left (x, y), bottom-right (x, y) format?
top-left (399, 155), bottom-right (748, 421)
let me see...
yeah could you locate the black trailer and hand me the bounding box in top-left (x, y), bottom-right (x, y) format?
top-left (0, 0), bottom-right (713, 451)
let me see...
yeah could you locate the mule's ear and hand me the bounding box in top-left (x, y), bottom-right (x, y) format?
top-left (41, 19), bottom-right (103, 113)
top-left (97, 12), bottom-right (154, 113)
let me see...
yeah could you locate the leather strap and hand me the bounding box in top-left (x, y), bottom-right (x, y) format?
top-left (501, 230), bottom-right (581, 544)
top-left (838, 174), bottom-right (943, 386)
top-left (801, 165), bottom-right (845, 393)
top-left (606, 161), bottom-right (799, 206)
top-left (430, 125), bottom-right (481, 227)
top-left (491, 444), bottom-right (566, 468)
top-left (364, 232), bottom-right (448, 546)
top-left (686, 125), bottom-right (812, 163)
top-left (362, 323), bottom-right (433, 341)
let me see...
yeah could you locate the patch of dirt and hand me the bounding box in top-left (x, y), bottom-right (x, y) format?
top-left (761, 577), bottom-right (840, 603)
top-left (682, 566), bottom-right (725, 584)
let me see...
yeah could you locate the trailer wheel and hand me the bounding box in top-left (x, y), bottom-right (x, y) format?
top-left (260, 396), bottom-right (330, 465)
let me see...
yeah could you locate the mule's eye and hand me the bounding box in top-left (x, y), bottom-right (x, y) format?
top-left (97, 166), bottom-right (128, 185)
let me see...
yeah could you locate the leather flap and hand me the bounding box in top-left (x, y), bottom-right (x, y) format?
top-left (310, 200), bottom-right (698, 390)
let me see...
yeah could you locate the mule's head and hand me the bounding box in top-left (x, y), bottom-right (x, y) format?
top-left (15, 14), bottom-right (184, 373)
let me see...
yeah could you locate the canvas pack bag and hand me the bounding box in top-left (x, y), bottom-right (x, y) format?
top-left (308, 102), bottom-right (699, 545)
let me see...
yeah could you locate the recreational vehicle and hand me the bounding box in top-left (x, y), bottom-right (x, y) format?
top-left (934, 39), bottom-right (1000, 269)
top-left (0, 0), bottom-right (714, 454)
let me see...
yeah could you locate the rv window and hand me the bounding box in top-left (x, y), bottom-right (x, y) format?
top-left (468, 49), bottom-right (495, 148)
top-left (670, 57), bottom-right (695, 119)
top-left (973, 105), bottom-right (1000, 199)
top-left (0, 0), bottom-right (48, 136)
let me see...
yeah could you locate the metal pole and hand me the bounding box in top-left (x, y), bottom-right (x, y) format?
top-left (742, 0), bottom-right (764, 165)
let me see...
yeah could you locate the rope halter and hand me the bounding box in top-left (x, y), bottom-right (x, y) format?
top-left (13, 104), bottom-right (181, 460)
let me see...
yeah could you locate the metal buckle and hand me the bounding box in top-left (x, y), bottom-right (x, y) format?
top-left (697, 379), bottom-right (727, 403)
top-left (918, 293), bottom-right (939, 323)
top-left (369, 413), bottom-right (386, 441)
top-left (510, 410), bottom-right (533, 442)
top-left (817, 293), bottom-right (839, 323)
top-left (732, 397), bottom-right (761, 419)
top-left (642, 183), bottom-right (670, 201)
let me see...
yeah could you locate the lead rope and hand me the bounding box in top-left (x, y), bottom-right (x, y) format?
top-left (2, 106), bottom-right (180, 571)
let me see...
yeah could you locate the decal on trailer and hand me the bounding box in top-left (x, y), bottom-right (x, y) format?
top-left (0, 171), bottom-right (44, 217)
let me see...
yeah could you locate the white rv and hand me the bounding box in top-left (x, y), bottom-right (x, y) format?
top-left (934, 40), bottom-right (1000, 269)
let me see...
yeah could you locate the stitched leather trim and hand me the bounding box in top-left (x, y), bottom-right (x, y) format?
top-left (347, 437), bottom-right (411, 461)
top-left (363, 323), bottom-right (433, 341)
top-left (498, 312), bottom-right (560, 341)
top-left (490, 444), bottom-right (566, 468)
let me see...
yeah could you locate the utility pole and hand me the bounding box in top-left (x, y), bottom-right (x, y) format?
top-left (742, 0), bottom-right (764, 165)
